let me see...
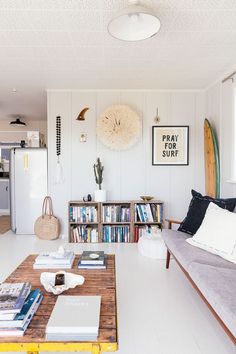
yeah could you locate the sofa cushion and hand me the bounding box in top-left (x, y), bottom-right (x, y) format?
top-left (162, 229), bottom-right (236, 271)
top-left (186, 202), bottom-right (236, 263)
top-left (188, 262), bottom-right (236, 338)
top-left (178, 190), bottom-right (236, 236)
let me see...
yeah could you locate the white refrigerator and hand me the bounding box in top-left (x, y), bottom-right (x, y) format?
top-left (10, 148), bottom-right (47, 234)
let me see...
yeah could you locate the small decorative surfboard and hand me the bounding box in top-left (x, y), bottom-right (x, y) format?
top-left (204, 118), bottom-right (220, 198)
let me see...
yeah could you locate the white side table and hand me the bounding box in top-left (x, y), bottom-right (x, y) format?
top-left (138, 232), bottom-right (167, 259)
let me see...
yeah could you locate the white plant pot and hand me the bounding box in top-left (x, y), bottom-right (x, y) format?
top-left (94, 189), bottom-right (106, 202)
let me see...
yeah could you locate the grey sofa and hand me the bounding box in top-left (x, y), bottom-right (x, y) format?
top-left (162, 223), bottom-right (236, 345)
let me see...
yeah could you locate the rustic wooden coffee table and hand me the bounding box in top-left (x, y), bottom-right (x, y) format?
top-left (0, 254), bottom-right (118, 354)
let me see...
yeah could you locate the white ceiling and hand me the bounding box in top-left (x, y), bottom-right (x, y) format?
top-left (0, 0), bottom-right (236, 120)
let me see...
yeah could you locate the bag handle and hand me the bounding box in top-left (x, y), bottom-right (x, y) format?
top-left (48, 196), bottom-right (54, 216)
top-left (42, 197), bottom-right (47, 217)
top-left (42, 196), bottom-right (53, 218)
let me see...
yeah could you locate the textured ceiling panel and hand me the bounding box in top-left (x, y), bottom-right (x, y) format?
top-left (0, 30), bottom-right (72, 46)
top-left (0, 46), bottom-right (47, 58)
top-left (0, 0), bottom-right (101, 10)
top-left (0, 0), bottom-right (235, 120)
top-left (69, 31), bottom-right (104, 46)
top-left (210, 10), bottom-right (236, 30)
top-left (63, 10), bottom-right (101, 31)
top-left (171, 10), bottom-right (215, 31)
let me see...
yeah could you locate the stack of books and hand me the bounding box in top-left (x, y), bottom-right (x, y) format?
top-left (33, 251), bottom-right (75, 269)
top-left (0, 282), bottom-right (43, 336)
top-left (78, 251), bottom-right (106, 269)
top-left (46, 295), bottom-right (101, 341)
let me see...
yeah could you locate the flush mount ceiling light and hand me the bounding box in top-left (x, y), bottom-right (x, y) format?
top-left (10, 117), bottom-right (26, 126)
top-left (107, 0), bottom-right (161, 41)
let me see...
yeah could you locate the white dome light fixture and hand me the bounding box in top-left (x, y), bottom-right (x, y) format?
top-left (107, 0), bottom-right (161, 41)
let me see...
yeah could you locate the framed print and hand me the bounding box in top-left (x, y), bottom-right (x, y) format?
top-left (152, 126), bottom-right (189, 166)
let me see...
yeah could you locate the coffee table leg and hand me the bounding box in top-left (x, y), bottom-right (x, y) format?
top-left (92, 344), bottom-right (101, 354)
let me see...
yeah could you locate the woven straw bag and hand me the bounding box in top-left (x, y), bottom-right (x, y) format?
top-left (34, 196), bottom-right (60, 240)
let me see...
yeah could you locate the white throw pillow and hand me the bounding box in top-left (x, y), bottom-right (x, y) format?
top-left (186, 202), bottom-right (236, 263)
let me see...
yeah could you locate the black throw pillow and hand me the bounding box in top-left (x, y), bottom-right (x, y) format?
top-left (178, 190), bottom-right (236, 235)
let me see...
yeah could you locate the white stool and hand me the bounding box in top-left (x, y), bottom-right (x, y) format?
top-left (138, 232), bottom-right (167, 259)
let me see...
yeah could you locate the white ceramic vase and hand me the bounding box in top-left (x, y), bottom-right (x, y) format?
top-left (94, 189), bottom-right (106, 202)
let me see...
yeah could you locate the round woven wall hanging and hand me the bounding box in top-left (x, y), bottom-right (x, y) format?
top-left (97, 104), bottom-right (141, 150)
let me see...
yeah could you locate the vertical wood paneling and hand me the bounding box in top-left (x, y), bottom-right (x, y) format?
top-left (47, 91), bottom-right (71, 236)
top-left (145, 92), bottom-right (172, 218)
top-left (119, 91), bottom-right (146, 199)
top-left (47, 90), bottom-right (206, 237)
top-left (71, 92), bottom-right (97, 200)
top-left (169, 92), bottom-right (196, 219)
top-left (206, 83), bottom-right (221, 134)
top-left (96, 92), bottom-right (121, 200)
top-left (220, 82), bottom-right (236, 197)
top-left (206, 82), bottom-right (236, 198)
top-left (194, 92), bottom-right (205, 193)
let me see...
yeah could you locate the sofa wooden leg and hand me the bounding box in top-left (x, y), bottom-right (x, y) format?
top-left (166, 249), bottom-right (171, 269)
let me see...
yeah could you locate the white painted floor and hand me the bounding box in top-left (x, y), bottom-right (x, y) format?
top-left (0, 231), bottom-right (235, 354)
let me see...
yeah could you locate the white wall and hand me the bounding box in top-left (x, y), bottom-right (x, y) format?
top-left (206, 81), bottom-right (236, 197)
top-left (0, 119), bottom-right (47, 142)
top-left (47, 90), bottom-right (206, 237)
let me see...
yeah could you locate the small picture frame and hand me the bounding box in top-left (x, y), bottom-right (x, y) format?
top-left (152, 126), bottom-right (189, 166)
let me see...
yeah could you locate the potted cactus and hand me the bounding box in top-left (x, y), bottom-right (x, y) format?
top-left (93, 157), bottom-right (106, 202)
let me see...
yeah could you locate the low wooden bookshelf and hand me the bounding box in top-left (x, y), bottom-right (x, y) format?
top-left (68, 200), bottom-right (164, 243)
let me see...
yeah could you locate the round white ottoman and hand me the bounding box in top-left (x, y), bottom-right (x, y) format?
top-left (138, 232), bottom-right (167, 259)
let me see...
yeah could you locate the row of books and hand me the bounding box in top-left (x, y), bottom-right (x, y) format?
top-left (33, 250), bottom-right (75, 269)
top-left (70, 226), bottom-right (99, 243)
top-left (103, 225), bottom-right (130, 243)
top-left (136, 203), bottom-right (163, 223)
top-left (103, 205), bottom-right (130, 222)
top-left (0, 282), bottom-right (43, 336)
top-left (69, 206), bottom-right (98, 223)
top-left (134, 225), bottom-right (161, 242)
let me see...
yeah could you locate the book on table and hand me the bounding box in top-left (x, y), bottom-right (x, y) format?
top-left (0, 293), bottom-right (43, 336)
top-left (78, 258), bottom-right (107, 269)
top-left (0, 282), bottom-right (31, 315)
top-left (78, 251), bottom-right (107, 269)
top-left (0, 284), bottom-right (43, 337)
top-left (80, 251), bottom-right (105, 265)
top-left (0, 289), bottom-right (41, 327)
top-left (46, 295), bottom-right (101, 341)
top-left (33, 251), bottom-right (75, 269)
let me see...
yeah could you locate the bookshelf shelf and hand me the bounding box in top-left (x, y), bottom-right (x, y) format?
top-left (102, 222), bottom-right (131, 225)
top-left (134, 222), bottom-right (162, 225)
top-left (70, 222), bottom-right (99, 225)
top-left (68, 200), bottom-right (164, 243)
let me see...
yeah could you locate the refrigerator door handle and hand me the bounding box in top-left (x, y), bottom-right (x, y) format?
top-left (24, 154), bottom-right (29, 170)
top-left (10, 148), bottom-right (16, 232)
